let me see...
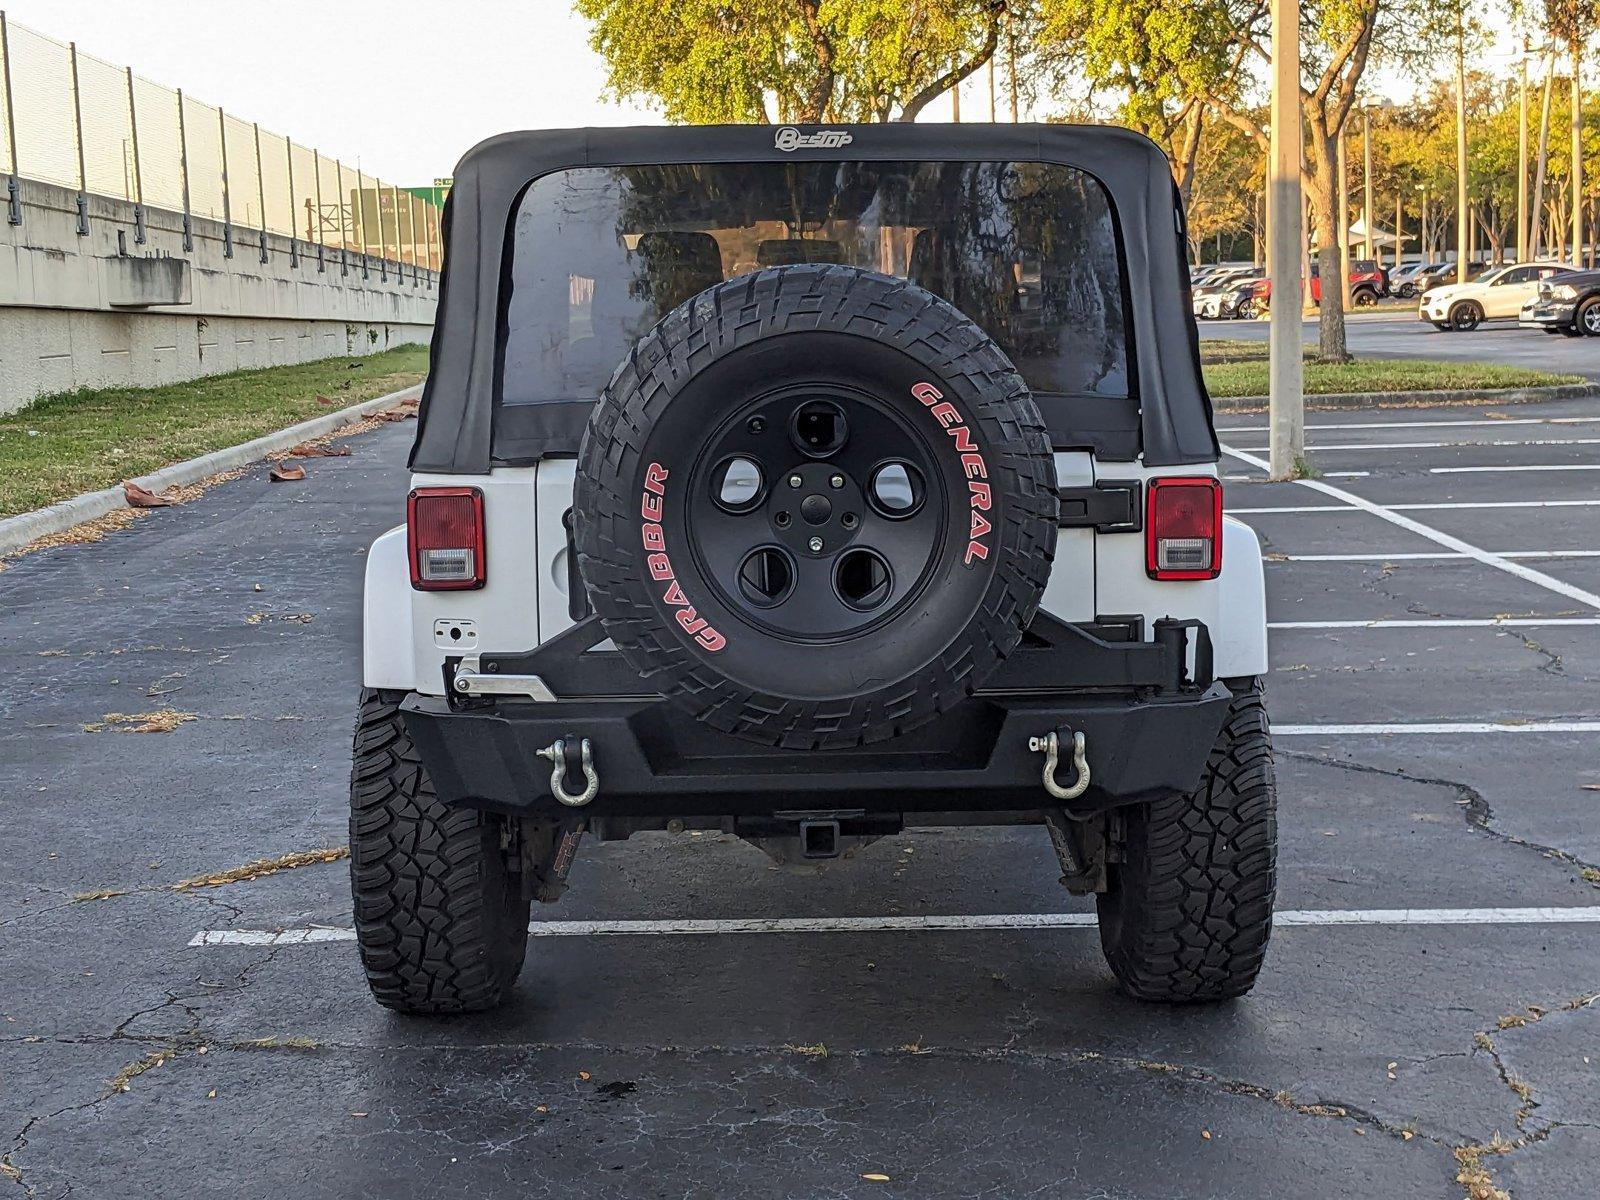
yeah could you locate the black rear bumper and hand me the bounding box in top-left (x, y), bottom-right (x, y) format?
top-left (401, 614), bottom-right (1234, 826)
top-left (403, 684), bottom-right (1233, 823)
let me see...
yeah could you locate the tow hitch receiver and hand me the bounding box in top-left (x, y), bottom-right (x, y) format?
top-left (798, 818), bottom-right (841, 859)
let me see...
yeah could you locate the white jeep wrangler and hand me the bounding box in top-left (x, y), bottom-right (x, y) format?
top-left (355, 124), bottom-right (1274, 1014)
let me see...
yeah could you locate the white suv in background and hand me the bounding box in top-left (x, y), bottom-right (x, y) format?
top-left (1421, 262), bottom-right (1571, 332)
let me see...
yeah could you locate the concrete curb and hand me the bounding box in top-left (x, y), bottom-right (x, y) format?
top-left (1213, 380), bottom-right (1600, 413)
top-left (0, 383), bottom-right (422, 556)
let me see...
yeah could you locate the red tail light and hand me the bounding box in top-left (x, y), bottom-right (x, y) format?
top-left (1146, 477), bottom-right (1222, 580)
top-left (407, 487), bottom-right (485, 590)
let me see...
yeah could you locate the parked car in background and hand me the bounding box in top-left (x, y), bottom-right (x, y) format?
top-left (1519, 268), bottom-right (1600, 336)
top-left (1420, 262), bottom-right (1571, 331)
top-left (1389, 261), bottom-right (1438, 298)
top-left (1216, 275), bottom-right (1267, 318)
top-left (1308, 259), bottom-right (1388, 306)
top-left (1413, 261), bottom-right (1486, 294)
top-left (1194, 267), bottom-right (1264, 318)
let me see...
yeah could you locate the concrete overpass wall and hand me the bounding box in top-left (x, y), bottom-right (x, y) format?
top-left (0, 179), bottom-right (437, 413)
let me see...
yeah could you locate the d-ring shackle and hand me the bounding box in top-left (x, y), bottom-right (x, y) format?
top-left (536, 737), bottom-right (599, 807)
top-left (1028, 730), bottom-right (1090, 802)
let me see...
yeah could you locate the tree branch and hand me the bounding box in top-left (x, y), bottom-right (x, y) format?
top-left (796, 0), bottom-right (836, 122)
top-left (896, 2), bottom-right (1004, 121)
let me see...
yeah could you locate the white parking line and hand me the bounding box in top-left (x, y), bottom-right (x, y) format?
top-left (1232, 500), bottom-right (1600, 514)
top-left (1235, 438), bottom-right (1600, 452)
top-left (187, 906), bottom-right (1600, 947)
top-left (1270, 617), bottom-right (1600, 629)
top-left (1276, 720), bottom-right (1600, 734)
top-left (1219, 417), bottom-right (1600, 433)
top-left (1433, 464), bottom-right (1600, 474)
top-left (1220, 443), bottom-right (1600, 611)
top-left (1279, 551), bottom-right (1600, 561)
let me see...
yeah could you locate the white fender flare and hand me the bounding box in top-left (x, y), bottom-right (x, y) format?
top-left (1213, 516), bottom-right (1269, 680)
top-left (363, 526), bottom-right (418, 691)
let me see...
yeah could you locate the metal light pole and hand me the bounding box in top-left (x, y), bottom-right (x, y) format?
top-left (1571, 36), bottom-right (1583, 265)
top-left (1268, 0), bottom-right (1304, 479)
top-left (1454, 9), bottom-right (1470, 283)
top-left (1517, 36), bottom-right (1530, 261)
top-left (1338, 128), bottom-right (1352, 307)
top-left (1532, 49), bottom-right (1554, 259)
top-left (1395, 189), bottom-right (1403, 265)
top-left (1363, 106), bottom-right (1374, 261)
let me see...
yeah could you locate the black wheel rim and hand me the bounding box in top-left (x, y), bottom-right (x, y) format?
top-left (684, 383), bottom-right (947, 642)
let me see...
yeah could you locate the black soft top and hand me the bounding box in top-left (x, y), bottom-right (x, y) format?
top-left (410, 124), bottom-right (1217, 473)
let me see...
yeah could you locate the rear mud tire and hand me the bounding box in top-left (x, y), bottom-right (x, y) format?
top-left (350, 689), bottom-right (529, 1014)
top-left (1096, 678), bottom-right (1277, 1003)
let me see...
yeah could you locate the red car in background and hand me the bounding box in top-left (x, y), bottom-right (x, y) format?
top-left (1234, 259), bottom-right (1389, 316)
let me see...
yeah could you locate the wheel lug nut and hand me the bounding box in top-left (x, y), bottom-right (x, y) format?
top-left (829, 474), bottom-right (845, 489)
top-left (808, 536), bottom-right (824, 552)
top-left (842, 512), bottom-right (858, 529)
top-left (748, 417), bottom-right (766, 434)
top-left (788, 474), bottom-right (803, 489)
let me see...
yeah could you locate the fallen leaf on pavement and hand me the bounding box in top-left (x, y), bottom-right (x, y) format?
top-left (270, 463), bottom-right (307, 482)
top-left (861, 1174), bottom-right (891, 1182)
top-left (81, 709), bottom-right (196, 734)
top-left (123, 482), bottom-right (174, 508)
top-left (1583, 785), bottom-right (1600, 792)
top-left (288, 443), bottom-right (352, 457)
top-left (172, 847), bottom-right (348, 891)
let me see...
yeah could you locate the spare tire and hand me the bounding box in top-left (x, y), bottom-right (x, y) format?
top-left (574, 264), bottom-right (1056, 749)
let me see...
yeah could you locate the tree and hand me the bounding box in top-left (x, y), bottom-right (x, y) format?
top-left (573, 0), bottom-right (1013, 124)
top-left (1202, 0), bottom-right (1458, 362)
top-left (1035, 0), bottom-right (1445, 363)
top-left (1187, 116), bottom-right (1265, 260)
top-left (1540, 0), bottom-right (1599, 259)
top-left (1033, 0), bottom-right (1250, 205)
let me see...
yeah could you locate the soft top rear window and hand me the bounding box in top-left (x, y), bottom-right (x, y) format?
top-left (500, 160), bottom-right (1133, 431)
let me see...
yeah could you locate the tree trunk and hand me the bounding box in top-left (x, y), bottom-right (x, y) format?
top-left (1171, 102), bottom-right (1204, 209)
top-left (897, 6), bottom-right (1002, 122)
top-left (796, 0), bottom-right (835, 123)
top-left (1531, 53), bottom-right (1554, 258)
top-left (1309, 131), bottom-right (1350, 363)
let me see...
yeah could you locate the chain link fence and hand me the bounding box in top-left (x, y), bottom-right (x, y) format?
top-left (0, 13), bottom-right (441, 273)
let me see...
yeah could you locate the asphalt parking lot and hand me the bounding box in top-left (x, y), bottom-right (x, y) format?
top-left (4, 395), bottom-right (1600, 1199)
top-left (1199, 311), bottom-right (1600, 380)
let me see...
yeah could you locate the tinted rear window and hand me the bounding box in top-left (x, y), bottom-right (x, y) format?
top-left (500, 161), bottom-right (1130, 408)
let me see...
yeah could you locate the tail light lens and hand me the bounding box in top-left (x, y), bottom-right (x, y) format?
top-left (1146, 477), bottom-right (1222, 580)
top-left (407, 487), bottom-right (485, 590)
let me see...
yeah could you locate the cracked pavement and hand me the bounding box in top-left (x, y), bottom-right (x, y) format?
top-left (3, 396), bottom-right (1600, 1198)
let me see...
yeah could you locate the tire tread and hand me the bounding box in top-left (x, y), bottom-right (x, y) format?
top-left (1097, 678), bottom-right (1277, 1003)
top-left (349, 689), bottom-right (529, 1014)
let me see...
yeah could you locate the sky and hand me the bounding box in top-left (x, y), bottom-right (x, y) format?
top-left (0, 0), bottom-right (1532, 187)
top-left (0, 0), bottom-right (665, 184)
